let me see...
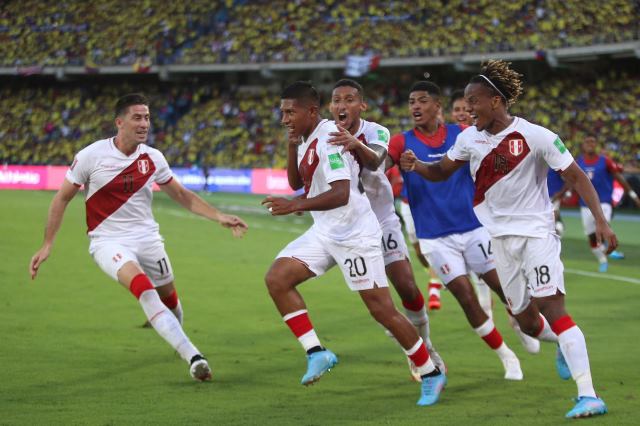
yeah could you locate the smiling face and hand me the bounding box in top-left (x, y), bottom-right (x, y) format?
top-left (116, 104), bottom-right (150, 145)
top-left (408, 90), bottom-right (441, 128)
top-left (451, 97), bottom-right (473, 126)
top-left (280, 98), bottom-right (317, 140)
top-left (329, 85), bottom-right (366, 133)
top-left (464, 82), bottom-right (503, 132)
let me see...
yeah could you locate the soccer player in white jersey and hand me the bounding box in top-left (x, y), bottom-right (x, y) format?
top-left (262, 81), bottom-right (446, 406)
top-left (326, 78), bottom-right (445, 379)
top-left (400, 60), bottom-right (614, 419)
top-left (29, 93), bottom-right (249, 382)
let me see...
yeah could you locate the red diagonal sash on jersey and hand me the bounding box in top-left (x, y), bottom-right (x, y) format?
top-left (86, 153), bottom-right (156, 232)
top-left (473, 131), bottom-right (531, 206)
top-left (298, 139), bottom-right (319, 195)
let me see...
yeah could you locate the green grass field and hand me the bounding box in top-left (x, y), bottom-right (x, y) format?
top-left (1, 190), bottom-right (639, 425)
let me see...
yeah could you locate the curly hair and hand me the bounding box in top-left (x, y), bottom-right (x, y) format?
top-left (471, 60), bottom-right (523, 107)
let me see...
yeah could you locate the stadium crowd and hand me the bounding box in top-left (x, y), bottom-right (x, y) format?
top-left (1, 0), bottom-right (638, 67)
top-left (1, 70), bottom-right (638, 171)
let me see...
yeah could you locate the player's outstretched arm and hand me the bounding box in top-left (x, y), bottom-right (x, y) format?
top-left (30, 179), bottom-right (79, 280)
top-left (400, 150), bottom-right (463, 181)
top-left (328, 125), bottom-right (386, 171)
top-left (561, 162), bottom-right (617, 251)
top-left (262, 180), bottom-right (349, 215)
top-left (161, 178), bottom-right (248, 238)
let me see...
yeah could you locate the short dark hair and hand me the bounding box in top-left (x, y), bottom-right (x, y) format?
top-left (281, 81), bottom-right (320, 106)
top-left (115, 93), bottom-right (149, 118)
top-left (409, 81), bottom-right (441, 98)
top-left (333, 78), bottom-right (364, 98)
top-left (450, 90), bottom-right (465, 107)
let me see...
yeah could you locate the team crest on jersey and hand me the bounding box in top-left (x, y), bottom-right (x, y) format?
top-left (509, 139), bottom-right (524, 156)
top-left (137, 159), bottom-right (150, 175)
top-left (307, 149), bottom-right (315, 165)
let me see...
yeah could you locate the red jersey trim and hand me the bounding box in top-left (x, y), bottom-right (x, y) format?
top-left (412, 124), bottom-right (447, 148)
top-left (85, 153), bottom-right (156, 232)
top-left (473, 131), bottom-right (531, 206)
top-left (158, 176), bottom-right (173, 185)
top-left (298, 139), bottom-right (319, 195)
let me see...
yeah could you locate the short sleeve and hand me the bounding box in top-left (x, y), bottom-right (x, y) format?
top-left (446, 133), bottom-right (471, 162)
top-left (65, 149), bottom-right (92, 186)
top-left (153, 150), bottom-right (173, 185)
top-left (367, 124), bottom-right (390, 151)
top-left (538, 134), bottom-right (574, 172)
top-left (604, 156), bottom-right (623, 174)
top-left (320, 141), bottom-right (351, 184)
top-left (388, 133), bottom-right (405, 164)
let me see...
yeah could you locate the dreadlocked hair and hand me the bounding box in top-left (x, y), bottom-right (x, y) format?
top-left (478, 60), bottom-right (523, 107)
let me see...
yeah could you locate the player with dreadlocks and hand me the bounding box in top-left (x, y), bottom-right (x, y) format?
top-left (399, 60), bottom-right (614, 419)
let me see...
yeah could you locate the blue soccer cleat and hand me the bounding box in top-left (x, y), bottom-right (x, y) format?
top-left (556, 346), bottom-right (571, 380)
top-left (609, 250), bottom-right (625, 260)
top-left (301, 349), bottom-right (338, 386)
top-left (565, 396), bottom-right (608, 419)
top-left (598, 262), bottom-right (608, 273)
top-left (417, 372), bottom-right (447, 406)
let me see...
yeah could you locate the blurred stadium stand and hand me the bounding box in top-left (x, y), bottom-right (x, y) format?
top-left (0, 0), bottom-right (638, 200)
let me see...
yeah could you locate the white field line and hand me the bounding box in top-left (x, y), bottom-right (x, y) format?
top-left (564, 268), bottom-right (640, 286)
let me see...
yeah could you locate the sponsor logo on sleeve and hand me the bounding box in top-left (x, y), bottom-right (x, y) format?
top-left (553, 137), bottom-right (567, 154)
top-left (328, 153), bottom-right (345, 170)
top-left (377, 129), bottom-right (389, 144)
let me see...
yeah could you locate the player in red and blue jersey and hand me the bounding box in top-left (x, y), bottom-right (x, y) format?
top-left (388, 81), bottom-right (540, 381)
top-left (575, 135), bottom-right (640, 271)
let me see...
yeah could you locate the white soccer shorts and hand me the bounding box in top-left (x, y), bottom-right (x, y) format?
top-left (418, 226), bottom-right (495, 285)
top-left (379, 214), bottom-right (410, 266)
top-left (580, 203), bottom-right (612, 235)
top-left (492, 233), bottom-right (566, 315)
top-left (90, 238), bottom-right (174, 287)
top-left (277, 227), bottom-right (388, 291)
top-left (399, 200), bottom-right (417, 244)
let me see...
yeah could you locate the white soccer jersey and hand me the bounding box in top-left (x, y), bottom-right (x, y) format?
top-left (66, 137), bottom-right (173, 240)
top-left (447, 117), bottom-right (574, 238)
top-left (352, 119), bottom-right (396, 223)
top-left (298, 119), bottom-right (380, 241)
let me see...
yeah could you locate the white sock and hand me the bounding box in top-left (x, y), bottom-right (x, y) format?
top-left (139, 290), bottom-right (200, 363)
top-left (536, 314), bottom-right (559, 343)
top-left (591, 245), bottom-right (607, 264)
top-left (558, 326), bottom-right (597, 398)
top-left (403, 307), bottom-right (432, 348)
top-left (475, 279), bottom-right (493, 319)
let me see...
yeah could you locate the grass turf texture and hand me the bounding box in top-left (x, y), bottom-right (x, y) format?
top-left (1, 190), bottom-right (639, 425)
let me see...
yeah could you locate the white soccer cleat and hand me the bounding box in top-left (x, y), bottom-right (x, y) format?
top-left (501, 353), bottom-right (523, 381)
top-left (189, 355), bottom-right (212, 381)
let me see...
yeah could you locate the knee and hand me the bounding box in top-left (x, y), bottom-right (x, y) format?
top-left (264, 267), bottom-right (289, 295)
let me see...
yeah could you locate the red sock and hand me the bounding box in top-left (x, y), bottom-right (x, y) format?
top-left (408, 342), bottom-right (430, 367)
top-left (130, 274), bottom-right (154, 299)
top-left (284, 310), bottom-right (313, 338)
top-left (161, 290), bottom-right (179, 309)
top-left (481, 328), bottom-right (504, 349)
top-left (402, 292), bottom-right (425, 312)
top-left (551, 315), bottom-right (576, 336)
